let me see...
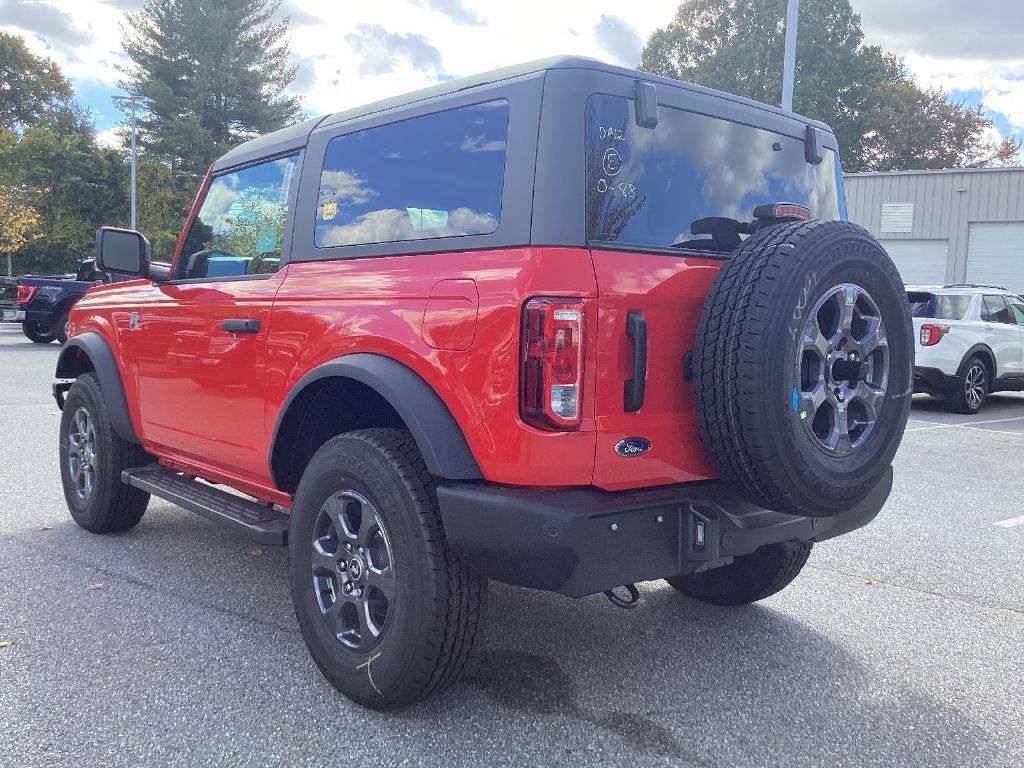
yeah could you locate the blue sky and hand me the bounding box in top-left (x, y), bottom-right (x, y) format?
top-left (1, 0), bottom-right (1021, 161)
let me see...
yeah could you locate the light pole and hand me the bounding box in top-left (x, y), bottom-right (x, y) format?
top-left (781, 0), bottom-right (800, 111)
top-left (112, 95), bottom-right (145, 231)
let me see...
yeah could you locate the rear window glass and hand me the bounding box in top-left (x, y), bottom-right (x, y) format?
top-left (585, 94), bottom-right (841, 252)
top-left (315, 100), bottom-right (509, 248)
top-left (907, 291), bottom-right (973, 320)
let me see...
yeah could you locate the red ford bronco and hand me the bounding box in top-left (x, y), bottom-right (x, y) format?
top-left (55, 57), bottom-right (912, 709)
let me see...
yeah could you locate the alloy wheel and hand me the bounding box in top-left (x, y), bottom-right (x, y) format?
top-left (311, 490), bottom-right (396, 651)
top-left (66, 407), bottom-right (98, 501)
top-left (964, 364), bottom-right (986, 410)
top-left (795, 283), bottom-right (890, 457)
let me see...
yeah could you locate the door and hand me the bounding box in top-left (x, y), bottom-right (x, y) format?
top-left (878, 239), bottom-right (948, 285)
top-left (1006, 296), bottom-right (1024, 383)
top-left (967, 222), bottom-right (1024, 295)
top-left (980, 294), bottom-right (1023, 378)
top-left (135, 154), bottom-right (300, 484)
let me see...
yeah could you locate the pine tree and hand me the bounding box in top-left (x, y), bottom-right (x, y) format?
top-left (121, 0), bottom-right (302, 178)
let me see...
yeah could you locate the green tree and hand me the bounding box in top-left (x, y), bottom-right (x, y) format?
top-left (135, 155), bottom-right (195, 261)
top-left (9, 106), bottom-right (128, 274)
top-left (121, 0), bottom-right (302, 179)
top-left (0, 186), bottom-right (40, 276)
top-left (0, 32), bottom-right (73, 132)
top-left (640, 0), bottom-right (1021, 171)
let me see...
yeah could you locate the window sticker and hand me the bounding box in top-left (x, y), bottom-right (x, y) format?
top-left (406, 207), bottom-right (449, 230)
top-left (277, 160), bottom-right (295, 207)
top-left (321, 200), bottom-right (338, 221)
top-left (255, 229), bottom-right (277, 255)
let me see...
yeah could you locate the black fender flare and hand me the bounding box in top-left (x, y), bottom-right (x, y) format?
top-left (55, 331), bottom-right (140, 444)
top-left (269, 353), bottom-right (482, 487)
top-left (961, 343), bottom-right (998, 379)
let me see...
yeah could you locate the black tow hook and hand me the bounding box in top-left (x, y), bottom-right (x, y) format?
top-left (603, 583), bottom-right (640, 609)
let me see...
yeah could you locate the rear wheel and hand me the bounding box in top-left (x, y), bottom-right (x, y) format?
top-left (288, 429), bottom-right (486, 709)
top-left (59, 373), bottom-right (150, 533)
top-left (23, 320), bottom-right (56, 344)
top-left (949, 356), bottom-right (988, 414)
top-left (54, 310), bottom-right (69, 345)
top-left (666, 541), bottom-right (812, 605)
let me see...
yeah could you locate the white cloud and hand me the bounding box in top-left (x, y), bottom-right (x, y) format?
top-left (1, 0), bottom-right (1020, 154)
top-left (95, 127), bottom-right (122, 148)
top-left (319, 169), bottom-right (376, 204)
top-left (319, 206), bottom-right (497, 246)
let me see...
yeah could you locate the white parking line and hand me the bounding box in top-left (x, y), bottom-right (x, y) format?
top-left (994, 515), bottom-right (1024, 528)
top-left (905, 415), bottom-right (1024, 433)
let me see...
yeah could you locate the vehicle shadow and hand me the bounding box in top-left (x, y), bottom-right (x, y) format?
top-left (9, 509), bottom-right (1002, 767)
top-left (910, 391), bottom-right (1024, 419)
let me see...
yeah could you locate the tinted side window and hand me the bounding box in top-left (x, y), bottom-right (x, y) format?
top-left (585, 94), bottom-right (841, 252)
top-left (314, 100), bottom-right (509, 248)
top-left (983, 295), bottom-right (1013, 324)
top-left (1010, 298), bottom-right (1024, 324)
top-left (176, 155), bottom-right (298, 280)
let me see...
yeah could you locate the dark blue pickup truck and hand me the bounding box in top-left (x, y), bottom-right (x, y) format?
top-left (14, 259), bottom-right (119, 344)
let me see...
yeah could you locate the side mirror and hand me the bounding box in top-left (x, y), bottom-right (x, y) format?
top-left (95, 227), bottom-right (151, 277)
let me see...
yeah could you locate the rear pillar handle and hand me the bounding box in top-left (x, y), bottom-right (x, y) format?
top-left (624, 311), bottom-right (647, 412)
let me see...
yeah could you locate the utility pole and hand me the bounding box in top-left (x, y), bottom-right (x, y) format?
top-left (112, 95), bottom-right (145, 231)
top-left (781, 0), bottom-right (800, 111)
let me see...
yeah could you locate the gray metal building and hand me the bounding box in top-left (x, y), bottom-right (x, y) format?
top-left (844, 167), bottom-right (1024, 293)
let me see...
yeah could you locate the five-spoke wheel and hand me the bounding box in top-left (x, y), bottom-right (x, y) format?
top-left (796, 283), bottom-right (889, 457)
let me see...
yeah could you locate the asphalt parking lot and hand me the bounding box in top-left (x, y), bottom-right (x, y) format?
top-left (1, 322), bottom-right (1022, 768)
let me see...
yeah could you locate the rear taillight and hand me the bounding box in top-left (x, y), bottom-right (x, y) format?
top-left (520, 297), bottom-right (585, 430)
top-left (16, 285), bottom-right (36, 304)
top-left (920, 323), bottom-right (950, 346)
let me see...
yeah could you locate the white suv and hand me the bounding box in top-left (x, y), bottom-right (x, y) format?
top-left (909, 285), bottom-right (1024, 413)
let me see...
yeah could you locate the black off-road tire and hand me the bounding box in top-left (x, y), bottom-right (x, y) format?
top-left (288, 428), bottom-right (486, 710)
top-left (54, 310), bottom-right (70, 345)
top-left (694, 220), bottom-right (913, 517)
top-left (948, 355), bottom-right (988, 415)
top-left (666, 541), bottom-right (813, 605)
top-left (59, 373), bottom-right (150, 533)
top-left (23, 320), bottom-right (56, 344)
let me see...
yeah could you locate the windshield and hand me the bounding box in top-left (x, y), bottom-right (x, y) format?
top-left (906, 291), bottom-right (973, 320)
top-left (585, 94), bottom-right (842, 253)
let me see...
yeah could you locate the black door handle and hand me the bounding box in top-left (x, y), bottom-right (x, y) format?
top-left (624, 311), bottom-right (647, 412)
top-left (221, 318), bottom-right (260, 334)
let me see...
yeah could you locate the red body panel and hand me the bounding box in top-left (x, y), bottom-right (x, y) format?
top-left (68, 244), bottom-right (723, 503)
top-left (589, 249), bottom-right (721, 490)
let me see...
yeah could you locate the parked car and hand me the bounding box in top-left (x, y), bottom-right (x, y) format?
top-left (53, 57), bottom-right (914, 709)
top-left (15, 259), bottom-right (118, 344)
top-left (909, 284), bottom-right (1024, 413)
top-left (0, 277), bottom-right (17, 322)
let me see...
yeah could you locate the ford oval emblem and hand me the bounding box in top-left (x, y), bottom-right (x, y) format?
top-left (615, 437), bottom-right (651, 457)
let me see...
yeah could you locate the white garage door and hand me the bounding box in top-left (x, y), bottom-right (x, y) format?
top-left (967, 222), bottom-right (1024, 294)
top-left (878, 239), bottom-right (948, 286)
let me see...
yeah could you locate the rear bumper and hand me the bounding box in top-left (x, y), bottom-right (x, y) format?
top-left (437, 467), bottom-right (892, 598)
top-left (21, 308), bottom-right (52, 324)
top-left (914, 366), bottom-right (955, 394)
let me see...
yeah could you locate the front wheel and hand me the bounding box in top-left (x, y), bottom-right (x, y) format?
top-left (666, 541), bottom-right (813, 605)
top-left (23, 320), bottom-right (56, 344)
top-left (59, 373), bottom-right (150, 532)
top-left (288, 429), bottom-right (486, 709)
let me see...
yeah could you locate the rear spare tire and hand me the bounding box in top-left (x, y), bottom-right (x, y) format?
top-left (694, 220), bottom-right (912, 517)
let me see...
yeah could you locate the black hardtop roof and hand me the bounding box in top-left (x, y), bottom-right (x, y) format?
top-left (212, 56), bottom-right (833, 172)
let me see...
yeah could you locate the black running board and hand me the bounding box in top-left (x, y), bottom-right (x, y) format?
top-left (122, 465), bottom-right (289, 546)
